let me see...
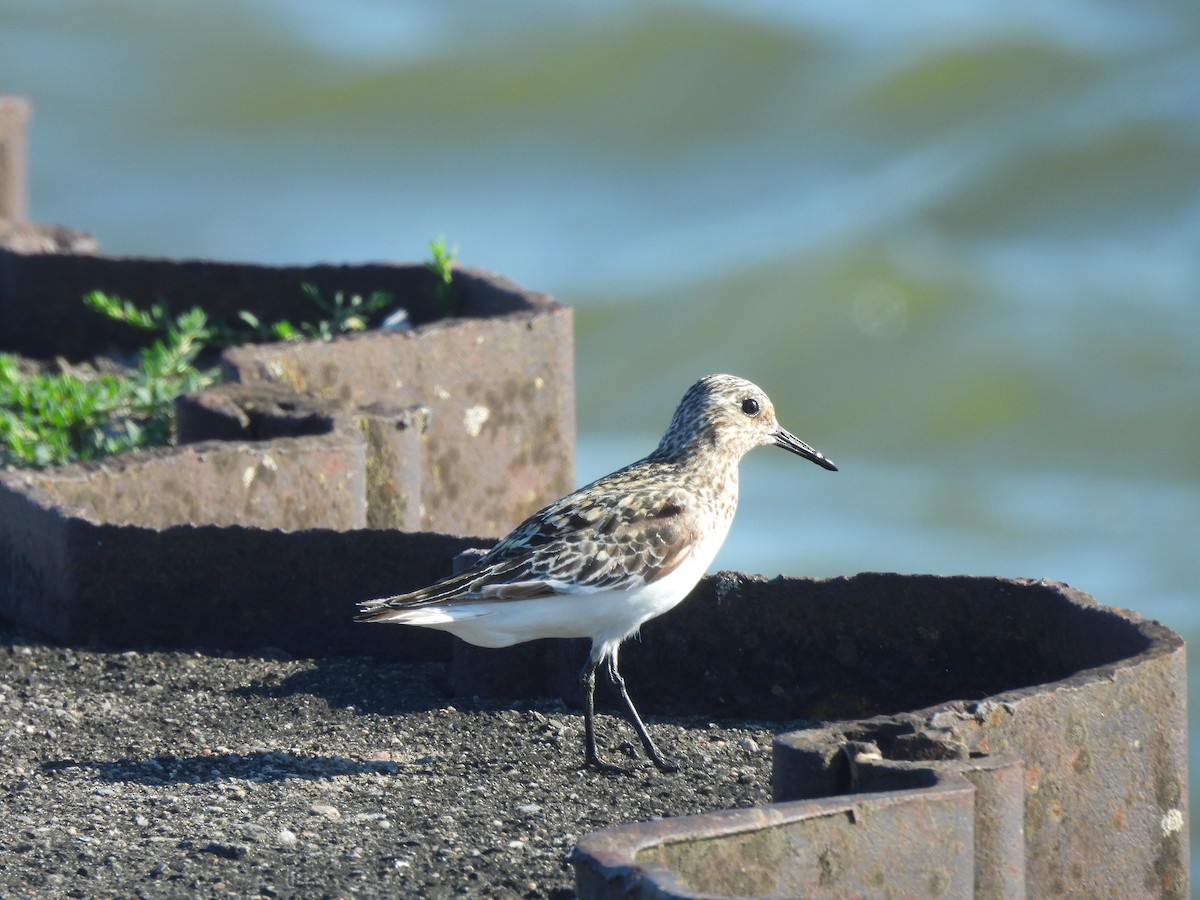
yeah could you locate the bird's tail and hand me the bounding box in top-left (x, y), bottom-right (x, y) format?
top-left (354, 562), bottom-right (510, 623)
top-left (354, 556), bottom-right (536, 623)
top-left (354, 602), bottom-right (460, 626)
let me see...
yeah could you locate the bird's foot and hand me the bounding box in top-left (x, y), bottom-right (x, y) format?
top-left (584, 751), bottom-right (629, 775)
top-left (584, 747), bottom-right (679, 775)
top-left (633, 736), bottom-right (680, 773)
top-left (649, 754), bottom-right (681, 774)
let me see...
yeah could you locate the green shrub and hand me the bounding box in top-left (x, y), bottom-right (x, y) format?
top-left (1, 299), bottom-right (217, 467)
top-left (427, 236), bottom-right (458, 316)
top-left (2, 240), bottom-right (457, 468)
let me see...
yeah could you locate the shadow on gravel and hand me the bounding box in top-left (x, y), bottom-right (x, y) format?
top-left (229, 658), bottom-right (745, 735)
top-left (40, 750), bottom-right (397, 785)
top-left (229, 658), bottom-right (454, 717)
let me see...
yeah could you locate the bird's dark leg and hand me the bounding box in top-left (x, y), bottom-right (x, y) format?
top-left (606, 648), bottom-right (680, 773)
top-left (581, 654), bottom-right (624, 774)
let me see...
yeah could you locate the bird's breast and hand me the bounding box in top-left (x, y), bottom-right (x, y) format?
top-left (625, 507), bottom-right (735, 624)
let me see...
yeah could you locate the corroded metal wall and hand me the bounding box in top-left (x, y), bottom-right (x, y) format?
top-left (571, 575), bottom-right (1188, 899)
top-left (0, 251), bottom-right (574, 652)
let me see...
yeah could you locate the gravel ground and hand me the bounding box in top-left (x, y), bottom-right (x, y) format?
top-left (0, 619), bottom-right (786, 899)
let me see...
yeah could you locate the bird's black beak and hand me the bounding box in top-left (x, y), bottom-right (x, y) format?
top-left (773, 428), bottom-right (837, 471)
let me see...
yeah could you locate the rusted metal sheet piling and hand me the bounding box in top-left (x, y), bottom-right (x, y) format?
top-left (0, 96), bottom-right (29, 222)
top-left (571, 574), bottom-right (1188, 899)
top-left (0, 244), bottom-right (574, 656)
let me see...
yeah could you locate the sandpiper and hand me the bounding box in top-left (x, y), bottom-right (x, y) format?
top-left (356, 374), bottom-right (836, 773)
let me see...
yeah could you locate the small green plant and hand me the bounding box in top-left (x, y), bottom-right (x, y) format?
top-left (427, 236), bottom-right (458, 316)
top-left (0, 356), bottom-right (127, 467)
top-left (218, 284), bottom-right (394, 345)
top-left (293, 283), bottom-right (392, 340)
top-left (1, 296), bottom-right (219, 468)
top-left (81, 291), bottom-right (164, 330)
top-left (2, 242), bottom-right (449, 468)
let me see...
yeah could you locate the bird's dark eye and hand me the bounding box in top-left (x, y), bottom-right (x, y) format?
top-left (741, 397), bottom-right (760, 417)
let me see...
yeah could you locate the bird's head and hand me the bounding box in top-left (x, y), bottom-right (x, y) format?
top-left (655, 374), bottom-right (837, 471)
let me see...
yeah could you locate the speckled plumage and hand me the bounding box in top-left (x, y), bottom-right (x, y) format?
top-left (356, 374), bottom-right (836, 772)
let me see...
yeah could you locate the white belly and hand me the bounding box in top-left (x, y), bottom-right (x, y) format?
top-left (395, 515), bottom-right (734, 654)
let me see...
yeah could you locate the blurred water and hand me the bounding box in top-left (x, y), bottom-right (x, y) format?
top-left (4, 0), bottom-right (1199, 884)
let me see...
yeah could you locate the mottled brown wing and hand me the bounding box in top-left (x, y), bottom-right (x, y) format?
top-left (471, 461), bottom-right (703, 589)
top-left (356, 477), bottom-right (701, 616)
